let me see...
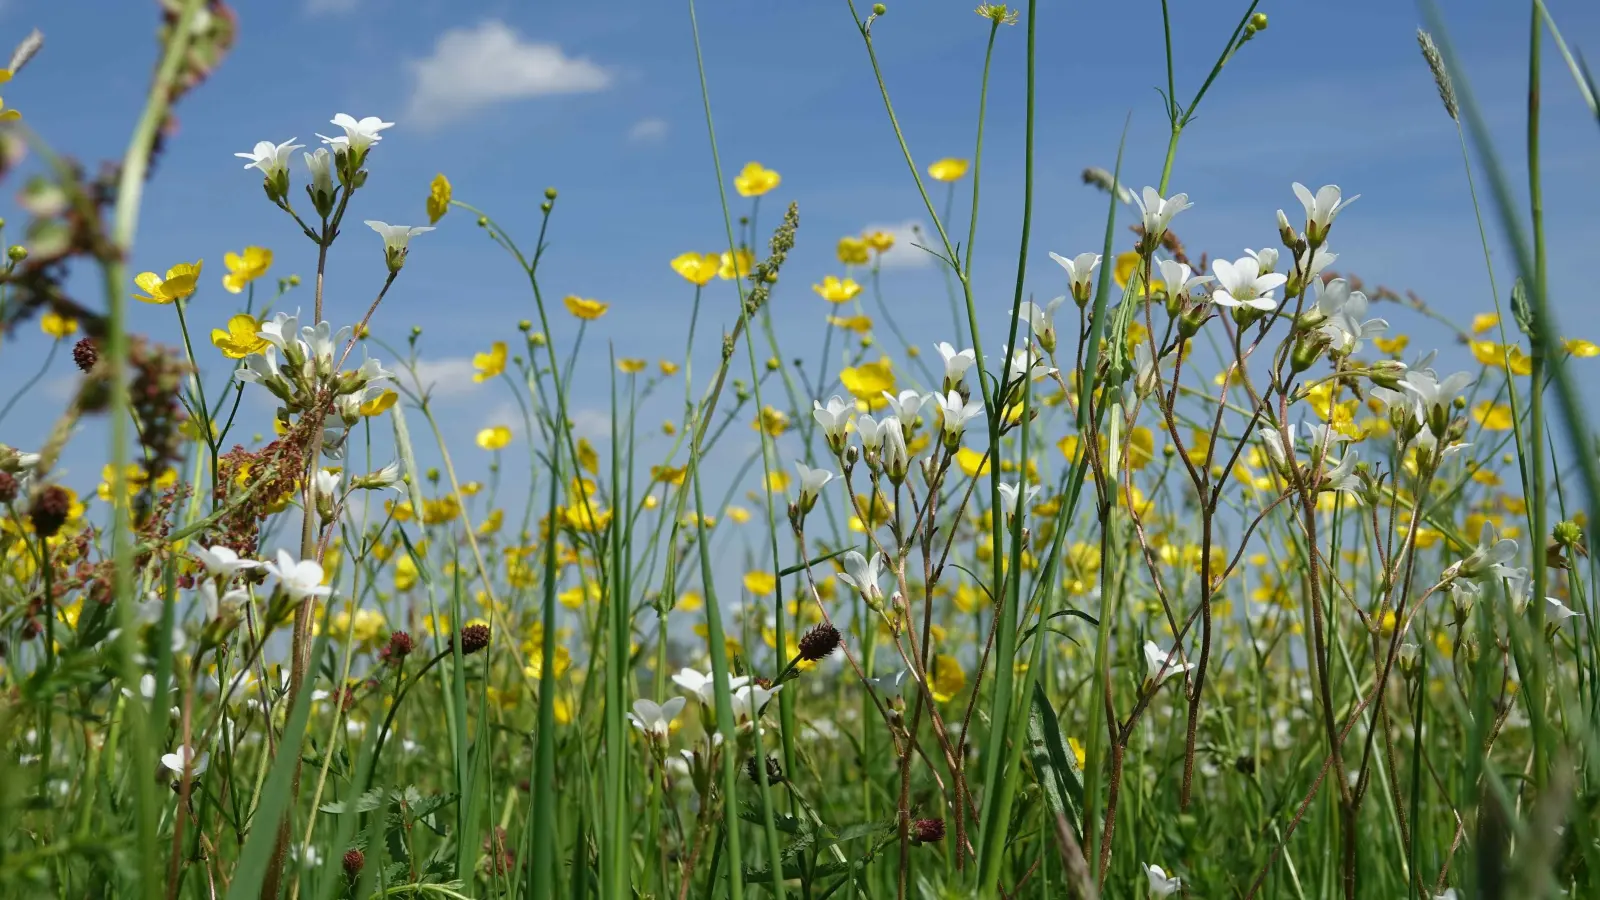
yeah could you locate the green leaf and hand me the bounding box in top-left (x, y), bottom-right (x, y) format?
top-left (1027, 680), bottom-right (1084, 828)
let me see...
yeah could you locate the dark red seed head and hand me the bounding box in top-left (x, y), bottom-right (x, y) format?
top-left (386, 630), bottom-right (414, 662)
top-left (458, 623), bottom-right (491, 655)
top-left (798, 622), bottom-right (841, 661)
top-left (0, 471), bottom-right (17, 504)
top-left (72, 337), bottom-right (98, 373)
top-left (911, 818), bottom-right (945, 844)
top-left (29, 485), bottom-right (71, 537)
top-left (342, 848), bottom-right (364, 879)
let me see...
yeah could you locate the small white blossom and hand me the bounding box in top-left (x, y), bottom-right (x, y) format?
top-left (191, 545), bottom-right (261, 581)
top-left (880, 417), bottom-right (911, 481)
top-left (934, 343), bottom-right (977, 389)
top-left (234, 138), bottom-right (302, 179)
top-left (880, 389), bottom-right (925, 424)
top-left (812, 395), bottom-right (855, 452)
top-left (318, 113), bottom-right (393, 155)
top-left (1049, 251), bottom-right (1101, 304)
top-left (1244, 247), bottom-right (1279, 273)
top-left (627, 697), bottom-right (687, 740)
top-left (1156, 259), bottom-right (1212, 304)
top-left (1131, 187), bottom-right (1192, 242)
top-left (1545, 596), bottom-right (1583, 623)
top-left (1144, 862), bottom-right (1182, 898)
top-left (1316, 278), bottom-right (1387, 353)
top-left (1017, 296), bottom-right (1068, 353)
top-left (996, 482), bottom-right (1039, 519)
top-left (856, 414), bottom-right (889, 452)
top-left (933, 390), bottom-right (984, 444)
top-left (264, 550), bottom-right (332, 601)
top-left (794, 461), bottom-right (834, 511)
top-left (1454, 522), bottom-right (1519, 583)
top-left (1211, 256), bottom-right (1288, 311)
top-left (365, 221), bottom-right (434, 271)
top-left (1143, 641), bottom-right (1195, 685)
top-left (837, 551), bottom-right (887, 606)
top-left (671, 668), bottom-right (750, 706)
top-left (161, 745), bottom-right (209, 777)
top-left (1292, 182), bottom-right (1359, 244)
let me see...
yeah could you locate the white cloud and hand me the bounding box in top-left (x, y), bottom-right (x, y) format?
top-left (304, 0), bottom-right (360, 15)
top-left (405, 20), bottom-right (612, 129)
top-left (404, 357), bottom-right (481, 398)
top-left (861, 220), bottom-right (936, 269)
top-left (628, 117), bottom-right (668, 143)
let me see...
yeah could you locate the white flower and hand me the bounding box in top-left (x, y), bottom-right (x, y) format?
top-left (730, 683), bottom-right (781, 722)
top-left (1321, 451), bottom-right (1361, 498)
top-left (1454, 521), bottom-right (1519, 582)
top-left (1156, 259), bottom-right (1212, 304)
top-left (880, 389), bottom-right (925, 424)
top-left (867, 668), bottom-right (910, 699)
top-left (355, 460), bottom-right (405, 491)
top-left (234, 138), bottom-right (302, 179)
top-left (880, 418), bottom-right (911, 481)
top-left (301, 320), bottom-right (352, 374)
top-left (1144, 862), bottom-right (1182, 898)
top-left (1131, 186), bottom-right (1192, 242)
top-left (837, 551), bottom-right (887, 605)
top-left (1293, 244), bottom-right (1338, 284)
top-left (303, 148), bottom-right (334, 200)
top-left (1210, 256), bottom-right (1288, 311)
top-left (315, 468), bottom-right (342, 498)
top-left (1545, 596), bottom-right (1583, 623)
top-left (996, 482), bottom-right (1039, 518)
top-left (1003, 343), bottom-right (1055, 382)
top-left (191, 545), bottom-right (261, 581)
top-left (1262, 423), bottom-right (1294, 472)
top-left (160, 745), bottom-right (209, 777)
top-left (318, 113), bottom-right (393, 155)
top-left (1049, 251), bottom-right (1101, 303)
top-left (365, 221), bottom-right (434, 270)
top-left (856, 414), bottom-right (888, 452)
top-left (264, 549), bottom-right (332, 601)
top-left (794, 461), bottom-right (834, 511)
top-left (671, 668), bottom-right (750, 706)
top-left (1292, 182), bottom-right (1359, 243)
top-left (932, 390), bottom-right (984, 444)
top-left (1017, 296), bottom-right (1068, 353)
top-left (934, 343), bottom-right (977, 389)
top-left (1132, 342), bottom-right (1163, 396)
top-left (1400, 368), bottom-right (1473, 435)
top-left (627, 696), bottom-right (687, 740)
top-left (1244, 247), bottom-right (1279, 273)
top-left (1434, 890), bottom-right (1458, 900)
top-left (1143, 641), bottom-right (1195, 685)
top-left (198, 581), bottom-right (249, 620)
top-left (1315, 278), bottom-right (1387, 353)
top-left (812, 395), bottom-right (855, 452)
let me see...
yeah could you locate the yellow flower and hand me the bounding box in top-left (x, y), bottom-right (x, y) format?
top-left (927, 158), bottom-right (970, 182)
top-left (1564, 338), bottom-right (1600, 358)
top-left (1068, 736), bottom-right (1086, 768)
top-left (427, 173), bottom-right (452, 224)
top-left (659, 359), bottom-right (680, 376)
top-left (618, 358), bottom-right (647, 374)
top-left (221, 247), bottom-right (272, 294)
top-left (651, 464), bottom-right (687, 486)
top-left (671, 252), bottom-right (721, 286)
top-left (1471, 312), bottom-right (1499, 334)
top-left (360, 390), bottom-right (398, 416)
top-left (40, 311), bottom-right (77, 340)
top-left (955, 447), bottom-right (990, 477)
top-left (726, 505), bottom-right (751, 524)
top-left (839, 358), bottom-right (895, 405)
top-left (754, 405), bottom-right (790, 437)
top-left (477, 425), bottom-right (513, 450)
top-left (863, 230), bottom-right (895, 253)
top-left (813, 275), bottom-right (863, 304)
top-left (563, 503), bottom-right (612, 533)
top-left (563, 296), bottom-right (610, 320)
top-left (718, 248), bottom-right (754, 280)
top-left (837, 236), bottom-right (870, 266)
top-left (743, 571), bottom-right (776, 596)
top-left (473, 341), bottom-right (507, 382)
top-left (1112, 251), bottom-right (1164, 295)
top-left (210, 314), bottom-right (268, 359)
top-left (734, 161), bottom-right (780, 197)
top-left (1469, 340), bottom-right (1532, 375)
top-left (576, 438), bottom-right (600, 474)
top-left (765, 469), bottom-right (791, 493)
top-left (393, 554), bottom-right (419, 592)
top-left (0, 69), bottom-right (22, 121)
top-left (1373, 334), bottom-right (1409, 355)
top-left (828, 314), bottom-right (873, 333)
top-left (676, 590), bottom-right (703, 612)
top-left (930, 654), bottom-right (966, 702)
top-left (1472, 401), bottom-right (1513, 431)
top-left (133, 261), bottom-right (203, 304)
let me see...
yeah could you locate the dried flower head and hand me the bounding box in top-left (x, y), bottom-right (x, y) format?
top-left (745, 755), bottom-right (784, 784)
top-left (72, 337), bottom-right (97, 372)
top-left (911, 817), bottom-right (946, 844)
top-left (342, 848), bottom-right (364, 880)
top-left (458, 623), bottom-right (491, 655)
top-left (0, 472), bottom-right (15, 504)
top-left (29, 485), bottom-right (70, 537)
top-left (798, 622), bottom-right (842, 661)
top-left (385, 630), bottom-right (414, 662)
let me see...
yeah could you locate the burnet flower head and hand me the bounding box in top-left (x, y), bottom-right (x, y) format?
top-left (1049, 251), bottom-right (1100, 306)
top-left (365, 221), bottom-right (434, 273)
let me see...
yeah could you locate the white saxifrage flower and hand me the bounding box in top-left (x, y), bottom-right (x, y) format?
top-left (1400, 368), bottom-right (1473, 436)
top-left (880, 389), bottom-right (925, 425)
top-left (353, 460), bottom-right (404, 491)
top-left (932, 390), bottom-right (984, 448)
top-left (265, 549), bottom-right (333, 601)
top-left (793, 461), bottom-right (834, 514)
top-left (1143, 863), bottom-right (1182, 898)
top-left (303, 148), bottom-right (335, 213)
top-left (1244, 247), bottom-right (1279, 273)
top-left (318, 113), bottom-right (393, 155)
top-left (627, 696), bottom-right (687, 740)
top-left (1049, 251), bottom-right (1101, 305)
top-left (191, 545), bottom-right (261, 581)
top-left (1156, 259), bottom-right (1212, 305)
top-left (730, 683), bottom-right (781, 723)
top-left (1545, 596), bottom-right (1583, 623)
top-left (1315, 278), bottom-right (1387, 353)
top-left (1261, 423), bottom-right (1295, 472)
top-left (880, 417), bottom-right (911, 482)
top-left (1143, 641), bottom-right (1196, 685)
top-left (365, 221), bottom-right (435, 272)
top-left (1131, 186), bottom-right (1192, 244)
top-left (934, 342), bottom-right (977, 392)
top-left (1453, 521), bottom-right (1519, 582)
top-left (161, 745), bottom-right (209, 777)
top-left (837, 551), bottom-right (887, 606)
top-left (1292, 181), bottom-right (1359, 244)
top-left (1210, 256), bottom-right (1288, 311)
top-left (996, 482), bottom-right (1040, 519)
top-left (855, 414), bottom-right (888, 453)
top-left (671, 667), bottom-right (750, 706)
top-left (812, 395), bottom-right (855, 454)
top-left (1017, 297), bottom-right (1068, 354)
top-left (235, 138), bottom-right (303, 181)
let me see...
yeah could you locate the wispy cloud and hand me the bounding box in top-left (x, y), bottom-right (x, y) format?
top-left (404, 20), bottom-right (612, 130)
top-left (403, 357), bottom-right (481, 398)
top-left (628, 117), bottom-right (668, 144)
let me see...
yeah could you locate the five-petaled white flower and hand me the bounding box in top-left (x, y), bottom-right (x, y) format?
top-left (1156, 259), bottom-right (1212, 304)
top-left (627, 696), bottom-right (687, 740)
top-left (1017, 296), bottom-right (1069, 354)
top-left (1261, 423), bottom-right (1295, 472)
top-left (880, 389), bottom-right (925, 424)
top-left (1320, 450), bottom-right (1361, 498)
top-left (934, 343), bottom-right (977, 391)
top-left (1143, 641), bottom-right (1195, 685)
top-left (303, 148), bottom-right (334, 200)
top-left (996, 482), bottom-right (1040, 519)
top-left (1545, 596), bottom-right (1583, 623)
top-left (1131, 186), bottom-right (1192, 243)
top-left (1292, 182), bottom-right (1359, 244)
top-left (234, 138), bottom-right (303, 180)
top-left (1453, 521), bottom-right (1519, 583)
top-left (318, 113), bottom-right (393, 154)
top-left (265, 549), bottom-right (332, 601)
top-left (198, 581), bottom-right (249, 621)
top-left (731, 683), bottom-right (781, 722)
top-left (365, 221), bottom-right (435, 271)
top-left (880, 417), bottom-right (911, 481)
top-left (794, 461), bottom-right (834, 512)
top-left (856, 414), bottom-right (889, 452)
top-left (671, 667), bottom-right (750, 706)
top-left (1048, 251), bottom-right (1101, 304)
top-left (1143, 862), bottom-right (1182, 898)
top-left (932, 390), bottom-right (984, 446)
top-left (1244, 247), bottom-right (1279, 273)
top-left (1210, 256), bottom-right (1288, 311)
top-left (1316, 278), bottom-right (1387, 353)
top-left (1003, 343), bottom-right (1055, 382)
top-left (813, 395), bottom-right (855, 453)
top-left (1400, 368), bottom-right (1473, 436)
top-left (837, 551), bottom-right (887, 606)
top-left (191, 545), bottom-right (261, 581)
top-left (161, 745), bottom-right (209, 777)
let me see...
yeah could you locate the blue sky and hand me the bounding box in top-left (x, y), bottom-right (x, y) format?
top-left (0, 0), bottom-right (1597, 571)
